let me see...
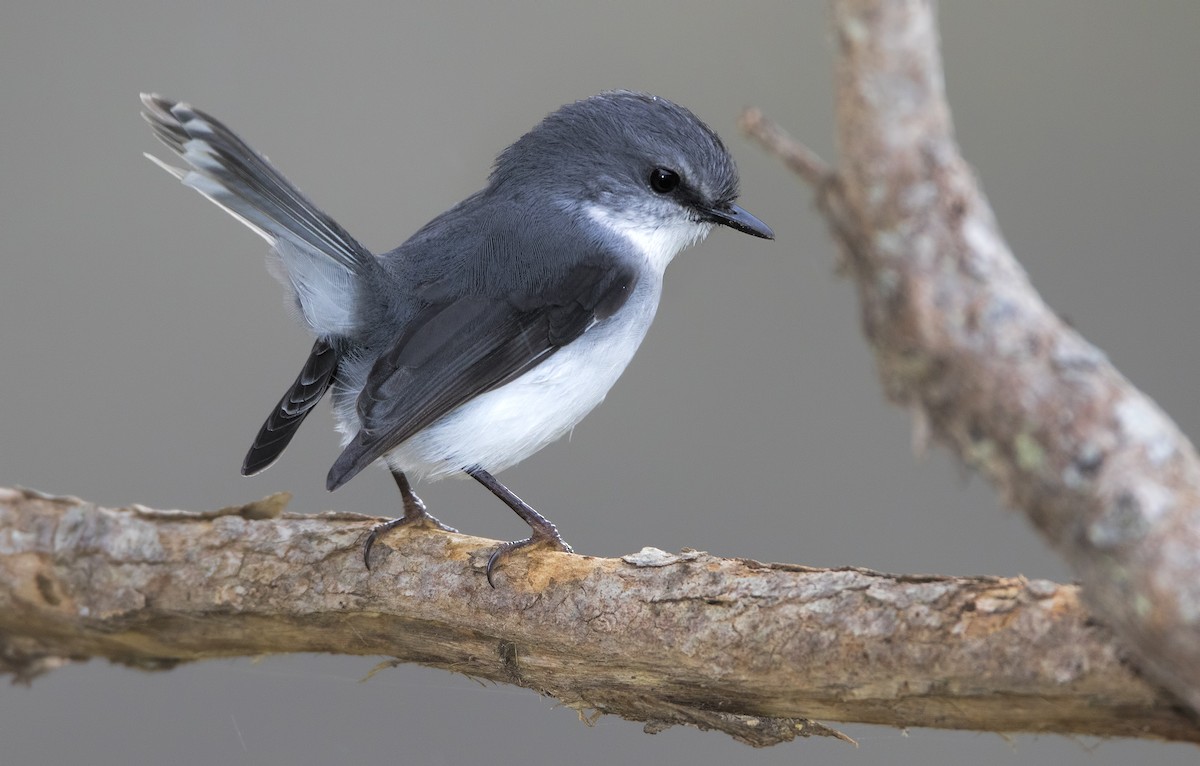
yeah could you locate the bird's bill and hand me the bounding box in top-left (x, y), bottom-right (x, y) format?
top-left (701, 202), bottom-right (774, 240)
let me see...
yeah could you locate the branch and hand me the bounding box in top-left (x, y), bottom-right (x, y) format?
top-left (2, 487), bottom-right (1196, 747)
top-left (743, 0), bottom-right (1200, 716)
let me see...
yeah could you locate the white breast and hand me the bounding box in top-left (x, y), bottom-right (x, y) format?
top-left (367, 203), bottom-right (712, 482)
top-left (383, 276), bottom-right (663, 480)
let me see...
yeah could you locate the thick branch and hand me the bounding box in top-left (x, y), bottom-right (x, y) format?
top-left (2, 487), bottom-right (1196, 746)
top-left (744, 0), bottom-right (1200, 714)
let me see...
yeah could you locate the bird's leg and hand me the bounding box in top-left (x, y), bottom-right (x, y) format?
top-left (465, 466), bottom-right (573, 587)
top-left (362, 470), bottom-right (457, 569)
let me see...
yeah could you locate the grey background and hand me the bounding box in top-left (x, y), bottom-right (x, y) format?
top-left (2, 1), bottom-right (1198, 764)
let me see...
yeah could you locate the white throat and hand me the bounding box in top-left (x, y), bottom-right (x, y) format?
top-left (586, 204), bottom-right (712, 275)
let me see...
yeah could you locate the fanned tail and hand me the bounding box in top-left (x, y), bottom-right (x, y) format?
top-left (141, 93), bottom-right (373, 337)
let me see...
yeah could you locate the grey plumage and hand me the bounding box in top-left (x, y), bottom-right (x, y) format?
top-left (142, 90), bottom-right (772, 577)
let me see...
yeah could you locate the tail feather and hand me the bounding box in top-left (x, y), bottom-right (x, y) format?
top-left (141, 93), bottom-right (372, 336)
top-left (242, 339), bottom-right (340, 476)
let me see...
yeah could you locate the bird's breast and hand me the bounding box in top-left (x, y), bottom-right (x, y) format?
top-left (382, 276), bottom-right (663, 481)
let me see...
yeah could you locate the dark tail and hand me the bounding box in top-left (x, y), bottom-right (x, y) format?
top-left (242, 339), bottom-right (340, 476)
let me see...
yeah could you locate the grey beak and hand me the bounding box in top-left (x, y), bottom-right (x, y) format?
top-left (702, 202), bottom-right (774, 240)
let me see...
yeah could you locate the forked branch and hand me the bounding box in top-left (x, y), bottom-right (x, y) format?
top-left (742, 0), bottom-right (1200, 717)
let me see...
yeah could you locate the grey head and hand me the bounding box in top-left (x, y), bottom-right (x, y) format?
top-left (488, 90), bottom-right (774, 256)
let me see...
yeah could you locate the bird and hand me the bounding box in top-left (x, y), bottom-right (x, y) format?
top-left (141, 90), bottom-right (773, 585)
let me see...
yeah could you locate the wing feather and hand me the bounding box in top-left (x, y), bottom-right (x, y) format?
top-left (326, 260), bottom-right (636, 490)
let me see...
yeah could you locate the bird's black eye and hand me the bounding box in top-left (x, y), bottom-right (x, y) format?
top-left (648, 167), bottom-right (681, 194)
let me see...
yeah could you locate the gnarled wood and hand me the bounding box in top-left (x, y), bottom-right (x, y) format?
top-left (2, 488), bottom-right (1196, 746)
top-left (743, 0), bottom-right (1200, 717)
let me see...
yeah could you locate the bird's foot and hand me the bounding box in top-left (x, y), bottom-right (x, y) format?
top-left (485, 525), bottom-right (573, 588)
top-left (362, 500), bottom-right (457, 570)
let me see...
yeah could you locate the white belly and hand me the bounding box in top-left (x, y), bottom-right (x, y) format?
top-left (381, 276), bottom-right (663, 481)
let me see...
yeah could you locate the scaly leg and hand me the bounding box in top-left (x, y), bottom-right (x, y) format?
top-left (361, 470), bottom-right (457, 569)
top-left (466, 466), bottom-right (572, 587)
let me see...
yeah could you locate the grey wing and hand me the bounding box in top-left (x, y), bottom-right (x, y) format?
top-left (325, 260), bottom-right (637, 490)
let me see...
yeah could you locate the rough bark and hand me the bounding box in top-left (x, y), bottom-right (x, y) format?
top-left (5, 0), bottom-right (1200, 750)
top-left (742, 0), bottom-right (1200, 716)
top-left (2, 487), bottom-right (1197, 747)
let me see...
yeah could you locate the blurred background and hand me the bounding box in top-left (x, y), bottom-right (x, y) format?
top-left (2, 2), bottom-right (1198, 764)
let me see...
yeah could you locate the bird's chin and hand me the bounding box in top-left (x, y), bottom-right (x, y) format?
top-left (585, 205), bottom-right (712, 274)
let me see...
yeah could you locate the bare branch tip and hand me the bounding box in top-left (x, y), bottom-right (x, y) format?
top-left (738, 107), bottom-right (831, 188)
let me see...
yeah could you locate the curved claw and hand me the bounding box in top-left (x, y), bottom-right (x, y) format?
top-left (362, 525), bottom-right (386, 570)
top-left (485, 541), bottom-right (519, 588)
top-left (362, 513), bottom-right (458, 570)
top-left (485, 533), bottom-right (574, 588)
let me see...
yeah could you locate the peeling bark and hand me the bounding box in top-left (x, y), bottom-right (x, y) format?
top-left (2, 488), bottom-right (1196, 746)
